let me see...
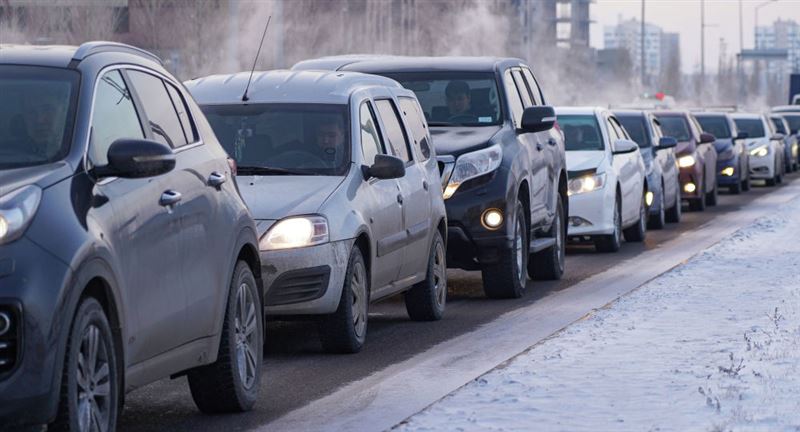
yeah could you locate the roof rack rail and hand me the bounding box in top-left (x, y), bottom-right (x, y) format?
top-left (71, 41), bottom-right (163, 67)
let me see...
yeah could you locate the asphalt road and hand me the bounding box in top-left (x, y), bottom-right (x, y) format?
top-left (119, 174), bottom-right (799, 432)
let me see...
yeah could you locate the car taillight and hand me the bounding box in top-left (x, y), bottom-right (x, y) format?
top-left (227, 158), bottom-right (237, 176)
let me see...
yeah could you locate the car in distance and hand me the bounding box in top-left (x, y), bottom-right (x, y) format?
top-left (0, 43), bottom-right (263, 431)
top-left (770, 114), bottom-right (798, 172)
top-left (186, 70), bottom-right (448, 353)
top-left (653, 111), bottom-right (719, 211)
top-left (614, 109), bottom-right (681, 227)
top-left (294, 56), bottom-right (568, 300)
top-left (557, 107), bottom-right (648, 252)
top-left (732, 113), bottom-right (786, 186)
top-left (694, 112), bottom-right (751, 194)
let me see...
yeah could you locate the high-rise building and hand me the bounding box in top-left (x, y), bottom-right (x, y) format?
top-left (755, 19), bottom-right (800, 74)
top-left (604, 17), bottom-right (665, 82)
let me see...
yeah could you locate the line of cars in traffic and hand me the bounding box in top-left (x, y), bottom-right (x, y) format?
top-left (2, 42), bottom-right (799, 431)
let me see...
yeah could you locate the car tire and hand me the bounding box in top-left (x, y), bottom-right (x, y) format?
top-left (689, 181), bottom-right (706, 212)
top-left (188, 261), bottom-right (263, 413)
top-left (742, 173), bottom-right (751, 191)
top-left (595, 193), bottom-right (622, 253)
top-left (481, 200), bottom-right (528, 299)
top-left (317, 246), bottom-right (369, 353)
top-left (529, 194), bottom-right (566, 281)
top-left (665, 182), bottom-right (682, 223)
top-left (52, 297), bottom-right (120, 432)
top-left (705, 182), bottom-right (718, 206)
top-left (648, 186), bottom-right (666, 229)
top-left (405, 231), bottom-right (447, 321)
top-left (729, 181), bottom-right (742, 194)
top-left (623, 189), bottom-right (647, 242)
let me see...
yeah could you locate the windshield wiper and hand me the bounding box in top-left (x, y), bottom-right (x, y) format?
top-left (236, 165), bottom-right (314, 176)
top-left (427, 122), bottom-right (458, 127)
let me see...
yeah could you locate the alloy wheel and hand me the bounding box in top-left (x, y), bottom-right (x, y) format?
top-left (234, 282), bottom-right (258, 390)
top-left (76, 325), bottom-right (111, 432)
top-left (351, 260), bottom-right (368, 339)
top-left (433, 240), bottom-right (447, 309)
top-left (514, 217), bottom-right (525, 283)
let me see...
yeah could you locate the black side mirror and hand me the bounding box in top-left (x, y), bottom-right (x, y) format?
top-left (93, 138), bottom-right (176, 179)
top-left (612, 139), bottom-right (639, 155)
top-left (364, 154), bottom-right (405, 180)
top-left (734, 131), bottom-right (749, 141)
top-left (699, 132), bottom-right (716, 144)
top-left (520, 105), bottom-right (556, 133)
top-left (657, 136), bottom-right (678, 149)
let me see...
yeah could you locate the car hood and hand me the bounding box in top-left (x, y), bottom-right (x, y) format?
top-left (745, 137), bottom-right (770, 148)
top-left (0, 162), bottom-right (74, 195)
top-left (237, 175), bottom-right (345, 221)
top-left (676, 140), bottom-right (697, 156)
top-left (714, 138), bottom-right (733, 153)
top-left (566, 151), bottom-right (606, 172)
top-left (430, 126), bottom-right (502, 158)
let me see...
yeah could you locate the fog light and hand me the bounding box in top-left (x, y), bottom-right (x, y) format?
top-left (482, 209), bottom-right (504, 230)
top-left (684, 182), bottom-right (697, 193)
top-left (721, 167), bottom-right (735, 176)
top-left (645, 191), bottom-right (654, 206)
top-left (0, 311), bottom-right (10, 337)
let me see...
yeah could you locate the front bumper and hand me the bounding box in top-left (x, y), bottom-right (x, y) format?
top-left (567, 185), bottom-right (616, 238)
top-left (679, 163), bottom-right (703, 201)
top-left (646, 171), bottom-right (663, 216)
top-left (0, 237), bottom-right (72, 427)
top-left (261, 239), bottom-right (352, 316)
top-left (749, 153), bottom-right (776, 179)
top-left (716, 157), bottom-right (741, 185)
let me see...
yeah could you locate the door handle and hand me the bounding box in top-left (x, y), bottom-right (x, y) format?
top-left (159, 190), bottom-right (182, 207)
top-left (547, 138), bottom-right (557, 146)
top-left (208, 172), bottom-right (227, 188)
top-left (397, 194), bottom-right (404, 205)
top-left (536, 142), bottom-right (544, 151)
top-left (423, 180), bottom-right (429, 191)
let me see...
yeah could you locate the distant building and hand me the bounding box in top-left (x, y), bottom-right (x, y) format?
top-left (604, 17), bottom-right (666, 83)
top-left (511, 0), bottom-right (591, 51)
top-left (755, 19), bottom-right (800, 74)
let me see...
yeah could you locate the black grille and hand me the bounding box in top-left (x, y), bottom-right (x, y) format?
top-left (265, 266), bottom-right (331, 306)
top-left (0, 305), bottom-right (20, 377)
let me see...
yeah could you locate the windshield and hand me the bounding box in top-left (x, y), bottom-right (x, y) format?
top-left (733, 118), bottom-right (766, 138)
top-left (616, 115), bottom-right (650, 147)
top-left (655, 115), bottom-right (692, 141)
top-left (770, 117), bottom-right (787, 134)
top-left (0, 65), bottom-right (80, 169)
top-left (380, 72), bottom-right (502, 127)
top-left (695, 115), bottom-right (731, 139)
top-left (557, 115), bottom-right (604, 151)
top-left (201, 103), bottom-right (350, 176)
top-left (783, 115), bottom-right (800, 134)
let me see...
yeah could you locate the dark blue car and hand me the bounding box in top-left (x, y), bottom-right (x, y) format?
top-left (694, 112), bottom-right (751, 194)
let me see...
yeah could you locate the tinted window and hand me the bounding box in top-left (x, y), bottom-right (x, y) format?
top-left (783, 114), bottom-right (800, 134)
top-left (511, 69), bottom-right (533, 107)
top-left (202, 103), bottom-right (350, 175)
top-left (607, 118), bottom-right (625, 141)
top-left (383, 72), bottom-right (503, 126)
top-left (166, 83), bottom-right (197, 143)
top-left (733, 118), bottom-right (766, 138)
top-left (617, 115), bottom-right (651, 147)
top-left (770, 117), bottom-right (787, 134)
top-left (127, 70), bottom-right (187, 148)
top-left (503, 70), bottom-right (525, 127)
top-left (521, 68), bottom-right (544, 105)
top-left (656, 116), bottom-right (692, 141)
top-left (398, 96), bottom-right (431, 160)
top-left (0, 65), bottom-right (79, 169)
top-left (557, 115), bottom-right (604, 151)
top-left (360, 101), bottom-right (384, 165)
top-left (375, 99), bottom-right (411, 162)
top-left (651, 118), bottom-right (664, 139)
top-left (91, 70), bottom-right (144, 166)
top-left (695, 115), bottom-right (732, 139)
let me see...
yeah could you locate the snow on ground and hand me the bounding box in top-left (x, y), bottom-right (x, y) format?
top-left (395, 197), bottom-right (800, 432)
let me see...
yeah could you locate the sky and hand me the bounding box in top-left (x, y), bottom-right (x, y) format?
top-left (590, 0), bottom-right (800, 74)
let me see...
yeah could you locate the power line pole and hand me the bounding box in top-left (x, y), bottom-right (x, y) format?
top-left (641, 0), bottom-right (646, 88)
top-left (700, 0), bottom-right (705, 89)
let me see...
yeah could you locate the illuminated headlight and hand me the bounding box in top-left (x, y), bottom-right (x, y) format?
top-left (443, 144), bottom-right (502, 199)
top-left (481, 208), bottom-right (504, 230)
top-left (567, 173), bottom-right (606, 196)
top-left (260, 216), bottom-right (329, 251)
top-left (645, 191), bottom-right (654, 206)
top-left (678, 154), bottom-right (696, 168)
top-left (684, 182), bottom-right (697, 193)
top-left (750, 145), bottom-right (769, 157)
top-left (721, 167), bottom-right (735, 176)
top-left (0, 185), bottom-right (42, 245)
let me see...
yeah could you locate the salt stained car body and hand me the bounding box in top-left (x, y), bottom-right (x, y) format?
top-left (186, 70), bottom-right (448, 354)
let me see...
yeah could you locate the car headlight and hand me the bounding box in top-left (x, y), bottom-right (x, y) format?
top-left (0, 185), bottom-right (42, 245)
top-left (443, 144), bottom-right (502, 199)
top-left (567, 173), bottom-right (606, 196)
top-left (750, 145), bottom-right (769, 157)
top-left (678, 154), bottom-right (696, 168)
top-left (259, 216), bottom-right (329, 251)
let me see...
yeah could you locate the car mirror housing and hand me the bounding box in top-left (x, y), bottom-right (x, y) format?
top-left (657, 136), bottom-right (678, 150)
top-left (520, 105), bottom-right (556, 133)
top-left (364, 154), bottom-right (405, 180)
top-left (93, 138), bottom-right (176, 179)
top-left (699, 132), bottom-right (716, 144)
top-left (612, 139), bottom-right (638, 155)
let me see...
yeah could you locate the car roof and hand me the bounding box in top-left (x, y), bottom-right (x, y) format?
top-left (185, 70), bottom-right (404, 105)
top-left (730, 113), bottom-right (763, 120)
top-left (611, 109), bottom-right (647, 117)
top-left (692, 112), bottom-right (728, 118)
top-left (772, 105), bottom-right (800, 113)
top-left (293, 55), bottom-right (527, 74)
top-left (555, 106), bottom-right (604, 116)
top-left (0, 44), bottom-right (79, 68)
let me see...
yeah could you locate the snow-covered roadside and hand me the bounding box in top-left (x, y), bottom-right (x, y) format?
top-left (395, 198), bottom-right (800, 432)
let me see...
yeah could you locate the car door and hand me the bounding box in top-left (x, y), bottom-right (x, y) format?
top-left (89, 69), bottom-right (188, 365)
top-left (606, 115), bottom-right (637, 223)
top-left (689, 114), bottom-right (716, 192)
top-left (650, 115), bottom-right (678, 203)
top-left (358, 99), bottom-right (405, 293)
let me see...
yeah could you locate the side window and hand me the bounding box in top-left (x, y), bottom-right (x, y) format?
top-left (126, 70), bottom-right (188, 148)
top-left (359, 101), bottom-right (385, 165)
top-left (165, 83), bottom-right (197, 143)
top-left (398, 96), bottom-right (431, 160)
top-left (605, 118), bottom-right (621, 141)
top-left (610, 117), bottom-right (630, 140)
top-left (651, 118), bottom-right (663, 139)
top-left (511, 69), bottom-right (533, 107)
top-left (91, 70), bottom-right (144, 166)
top-left (502, 69), bottom-right (524, 126)
top-left (374, 99), bottom-right (412, 162)
top-left (521, 68), bottom-right (544, 105)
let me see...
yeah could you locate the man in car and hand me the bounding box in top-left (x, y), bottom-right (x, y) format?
top-left (445, 80), bottom-right (474, 120)
top-left (315, 116), bottom-right (347, 166)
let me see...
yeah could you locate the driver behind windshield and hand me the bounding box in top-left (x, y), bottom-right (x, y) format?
top-left (315, 116), bottom-right (346, 167)
top-left (445, 80), bottom-right (473, 120)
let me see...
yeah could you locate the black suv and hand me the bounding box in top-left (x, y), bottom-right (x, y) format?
top-left (0, 43), bottom-right (262, 431)
top-left (294, 56), bottom-right (567, 299)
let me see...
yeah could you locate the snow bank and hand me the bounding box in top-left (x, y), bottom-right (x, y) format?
top-left (395, 198), bottom-right (800, 432)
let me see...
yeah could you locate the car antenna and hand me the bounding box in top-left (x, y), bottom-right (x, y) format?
top-left (242, 14), bottom-right (272, 102)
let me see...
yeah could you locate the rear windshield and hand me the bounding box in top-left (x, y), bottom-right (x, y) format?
top-left (733, 119), bottom-right (766, 139)
top-left (695, 115), bottom-right (732, 139)
top-left (616, 115), bottom-right (650, 147)
top-left (379, 72), bottom-right (502, 127)
top-left (557, 114), bottom-right (604, 151)
top-left (201, 103), bottom-right (350, 176)
top-left (0, 65), bottom-right (80, 169)
top-left (783, 115), bottom-right (800, 134)
top-left (655, 115), bottom-right (692, 141)
top-left (770, 117), bottom-right (787, 134)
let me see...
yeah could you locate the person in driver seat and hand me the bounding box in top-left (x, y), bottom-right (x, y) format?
top-left (314, 116), bottom-right (346, 167)
top-left (445, 80), bottom-right (474, 120)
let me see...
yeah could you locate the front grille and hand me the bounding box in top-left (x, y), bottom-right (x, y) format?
top-left (265, 266), bottom-right (331, 306)
top-left (0, 305), bottom-right (20, 377)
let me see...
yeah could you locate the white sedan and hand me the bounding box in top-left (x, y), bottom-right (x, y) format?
top-left (556, 107), bottom-right (648, 253)
top-left (731, 113), bottom-right (786, 186)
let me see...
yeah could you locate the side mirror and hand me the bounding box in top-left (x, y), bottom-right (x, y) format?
top-left (657, 136), bottom-right (678, 150)
top-left (520, 105), bottom-right (556, 133)
top-left (771, 133), bottom-right (785, 141)
top-left (734, 131), bottom-right (749, 141)
top-left (612, 139), bottom-right (639, 155)
top-left (364, 154), bottom-right (405, 180)
top-left (93, 138), bottom-right (176, 179)
top-left (699, 132), bottom-right (716, 144)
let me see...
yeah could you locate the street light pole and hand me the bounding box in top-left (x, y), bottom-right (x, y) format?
top-left (701, 0), bottom-right (705, 92)
top-left (755, 0), bottom-right (779, 48)
top-left (641, 0), bottom-right (646, 88)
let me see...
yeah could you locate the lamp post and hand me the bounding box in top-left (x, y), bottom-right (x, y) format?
top-left (754, 0), bottom-right (779, 48)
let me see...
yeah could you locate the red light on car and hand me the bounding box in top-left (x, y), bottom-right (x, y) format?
top-left (655, 92), bottom-right (665, 101)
